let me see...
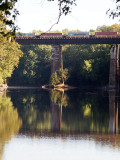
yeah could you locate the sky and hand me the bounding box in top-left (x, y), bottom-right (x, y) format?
top-left (16, 0), bottom-right (120, 33)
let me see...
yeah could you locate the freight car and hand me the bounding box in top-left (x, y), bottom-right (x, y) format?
top-left (95, 32), bottom-right (118, 37)
top-left (68, 32), bottom-right (90, 37)
top-left (40, 33), bottom-right (62, 38)
top-left (16, 33), bottom-right (35, 37)
top-left (68, 32), bottom-right (89, 36)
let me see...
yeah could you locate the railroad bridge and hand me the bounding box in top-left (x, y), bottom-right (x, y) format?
top-left (16, 36), bottom-right (120, 88)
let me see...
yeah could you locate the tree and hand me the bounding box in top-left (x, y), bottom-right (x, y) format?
top-left (50, 68), bottom-right (69, 85)
top-left (107, 0), bottom-right (120, 19)
top-left (50, 71), bottom-right (61, 85)
top-left (9, 45), bottom-right (52, 85)
top-left (0, 0), bottom-right (19, 36)
top-left (97, 24), bottom-right (120, 33)
top-left (0, 27), bottom-right (23, 84)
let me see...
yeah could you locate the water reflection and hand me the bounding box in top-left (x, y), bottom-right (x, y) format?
top-left (50, 90), bottom-right (68, 132)
top-left (9, 89), bottom-right (120, 134)
top-left (0, 93), bottom-right (22, 160)
top-left (0, 89), bottom-right (120, 160)
top-left (109, 90), bottom-right (118, 134)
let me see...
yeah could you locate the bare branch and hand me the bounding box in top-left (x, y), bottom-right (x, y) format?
top-left (46, 0), bottom-right (76, 32)
top-left (46, 0), bottom-right (62, 32)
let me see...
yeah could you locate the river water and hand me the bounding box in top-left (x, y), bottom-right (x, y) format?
top-left (0, 88), bottom-right (120, 160)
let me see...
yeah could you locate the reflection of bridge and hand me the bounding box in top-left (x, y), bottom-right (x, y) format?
top-left (16, 37), bottom-right (120, 88)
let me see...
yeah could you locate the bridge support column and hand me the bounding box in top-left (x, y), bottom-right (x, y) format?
top-left (109, 44), bottom-right (119, 89)
top-left (51, 45), bottom-right (63, 74)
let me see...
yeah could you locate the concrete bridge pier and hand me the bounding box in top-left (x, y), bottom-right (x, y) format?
top-left (51, 45), bottom-right (63, 74)
top-left (109, 44), bottom-right (119, 89)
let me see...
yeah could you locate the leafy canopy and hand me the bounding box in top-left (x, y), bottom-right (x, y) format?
top-left (50, 68), bottom-right (69, 85)
top-left (0, 0), bottom-right (18, 36)
top-left (0, 23), bottom-right (23, 84)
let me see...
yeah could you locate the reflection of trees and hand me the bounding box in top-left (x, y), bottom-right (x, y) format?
top-left (0, 93), bottom-right (22, 160)
top-left (22, 105), bottom-right (51, 131)
top-left (10, 89), bottom-right (120, 135)
top-left (49, 90), bottom-right (109, 134)
top-left (50, 90), bottom-right (69, 132)
top-left (61, 92), bottom-right (110, 133)
top-left (14, 93), bottom-right (51, 131)
top-left (50, 90), bottom-right (68, 107)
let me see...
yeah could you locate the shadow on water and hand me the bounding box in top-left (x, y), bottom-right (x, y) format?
top-left (0, 88), bottom-right (120, 157)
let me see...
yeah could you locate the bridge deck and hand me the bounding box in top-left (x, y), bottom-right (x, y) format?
top-left (16, 37), bottom-right (120, 45)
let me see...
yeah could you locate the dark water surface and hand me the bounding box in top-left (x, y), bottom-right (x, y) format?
top-left (0, 88), bottom-right (120, 160)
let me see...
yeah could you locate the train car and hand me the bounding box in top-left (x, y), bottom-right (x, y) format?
top-left (40, 33), bottom-right (62, 38)
top-left (68, 32), bottom-right (89, 36)
top-left (16, 33), bottom-right (35, 37)
top-left (68, 32), bottom-right (90, 37)
top-left (95, 32), bottom-right (118, 37)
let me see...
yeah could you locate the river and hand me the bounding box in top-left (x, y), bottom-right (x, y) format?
top-left (0, 88), bottom-right (120, 160)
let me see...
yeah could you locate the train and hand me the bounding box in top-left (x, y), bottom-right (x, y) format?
top-left (16, 33), bottom-right (35, 36)
top-left (16, 32), bottom-right (119, 38)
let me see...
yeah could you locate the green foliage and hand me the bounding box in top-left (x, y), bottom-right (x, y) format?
top-left (50, 68), bottom-right (69, 85)
top-left (50, 72), bottom-right (61, 85)
top-left (97, 24), bottom-right (120, 33)
top-left (63, 44), bottom-right (110, 86)
top-left (0, 0), bottom-right (18, 36)
top-left (9, 45), bottom-right (52, 85)
top-left (0, 32), bottom-right (23, 84)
